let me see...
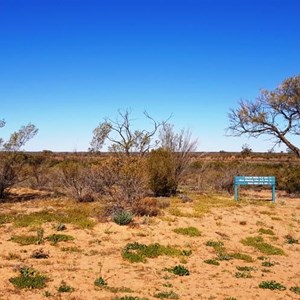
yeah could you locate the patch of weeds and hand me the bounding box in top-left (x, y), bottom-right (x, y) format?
top-left (290, 286), bottom-right (300, 295)
top-left (163, 283), bottom-right (173, 288)
top-left (204, 259), bottom-right (220, 266)
top-left (0, 214), bottom-right (14, 225)
top-left (94, 277), bottom-right (108, 287)
top-left (169, 207), bottom-right (184, 217)
top-left (284, 234), bottom-right (299, 244)
top-left (241, 236), bottom-right (285, 255)
top-left (271, 217), bottom-right (282, 221)
top-left (258, 228), bottom-right (275, 236)
top-left (205, 240), bottom-right (224, 250)
top-left (181, 249), bottom-right (192, 256)
top-left (230, 252), bottom-right (253, 262)
top-left (13, 209), bottom-right (95, 229)
top-left (258, 280), bottom-right (286, 291)
top-left (154, 290), bottom-right (179, 299)
top-left (31, 249), bottom-right (49, 259)
top-left (261, 268), bottom-right (272, 273)
top-left (122, 242), bottom-right (187, 263)
top-left (236, 266), bottom-right (255, 271)
top-left (165, 265), bottom-right (190, 276)
top-left (46, 234), bottom-right (74, 245)
top-left (259, 211), bottom-right (276, 216)
top-left (173, 227), bottom-right (201, 237)
top-left (224, 298), bottom-right (237, 300)
top-left (61, 246), bottom-right (82, 252)
top-left (106, 286), bottom-right (133, 293)
top-left (58, 280), bottom-right (74, 293)
top-left (235, 271), bottom-right (252, 278)
top-left (9, 266), bottom-right (49, 289)
top-left (113, 210), bottom-right (134, 225)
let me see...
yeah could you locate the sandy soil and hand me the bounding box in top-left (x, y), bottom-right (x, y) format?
top-left (0, 190), bottom-right (299, 300)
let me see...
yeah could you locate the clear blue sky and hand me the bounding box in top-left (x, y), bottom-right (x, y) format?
top-left (0, 0), bottom-right (299, 152)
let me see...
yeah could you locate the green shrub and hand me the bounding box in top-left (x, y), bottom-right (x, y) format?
top-left (258, 280), bottom-right (286, 290)
top-left (235, 271), bottom-right (252, 278)
top-left (94, 277), bottom-right (107, 287)
top-left (173, 227), bottom-right (201, 237)
top-left (230, 252), bottom-right (253, 262)
top-left (236, 266), bottom-right (255, 271)
top-left (166, 265), bottom-right (190, 276)
top-left (9, 266), bottom-right (48, 289)
top-left (285, 234), bottom-right (299, 244)
top-left (58, 281), bottom-right (74, 293)
top-left (113, 210), bottom-right (134, 225)
top-left (290, 286), bottom-right (300, 295)
top-left (147, 148), bottom-right (177, 197)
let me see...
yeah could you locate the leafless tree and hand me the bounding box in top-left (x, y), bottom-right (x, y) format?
top-left (227, 75), bottom-right (300, 158)
top-left (90, 110), bottom-right (165, 156)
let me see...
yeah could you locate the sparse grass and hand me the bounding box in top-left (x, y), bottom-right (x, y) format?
top-left (5, 252), bottom-right (22, 260)
top-left (154, 291), bottom-right (179, 299)
top-left (173, 226), bottom-right (201, 237)
top-left (205, 240), bottom-right (224, 251)
top-left (11, 208), bottom-right (95, 229)
top-left (204, 259), bottom-right (220, 266)
top-left (61, 246), bottom-right (82, 252)
top-left (10, 235), bottom-right (41, 246)
top-left (46, 234), bottom-right (74, 245)
top-left (258, 280), bottom-right (286, 291)
top-left (258, 228), bottom-right (275, 235)
top-left (113, 296), bottom-right (149, 300)
top-left (9, 266), bottom-right (49, 289)
top-left (122, 242), bottom-right (190, 263)
top-left (241, 236), bottom-right (285, 255)
top-left (230, 252), bottom-right (254, 262)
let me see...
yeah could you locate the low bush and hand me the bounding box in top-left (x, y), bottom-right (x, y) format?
top-left (258, 280), bottom-right (286, 291)
top-left (113, 210), bottom-right (134, 225)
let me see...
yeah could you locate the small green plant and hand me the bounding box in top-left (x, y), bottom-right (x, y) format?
top-left (290, 286), bottom-right (300, 295)
top-left (205, 240), bottom-right (224, 249)
top-left (235, 271), bottom-right (252, 278)
top-left (58, 280), bottom-right (74, 293)
top-left (173, 227), bottom-right (201, 237)
top-left (165, 265), bottom-right (190, 276)
top-left (258, 228), bottom-right (275, 235)
top-left (258, 280), bottom-right (286, 290)
top-left (94, 277), bottom-right (108, 287)
top-left (224, 298), bottom-right (237, 300)
top-left (241, 236), bottom-right (284, 255)
top-left (44, 290), bottom-right (52, 297)
top-left (113, 210), bottom-right (134, 225)
top-left (216, 252), bottom-right (232, 261)
top-left (284, 234), bottom-right (299, 244)
top-left (204, 259), bottom-right (220, 266)
top-left (46, 234), bottom-right (74, 245)
top-left (154, 290), bottom-right (179, 299)
top-left (9, 266), bottom-right (48, 289)
top-left (261, 260), bottom-right (275, 267)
